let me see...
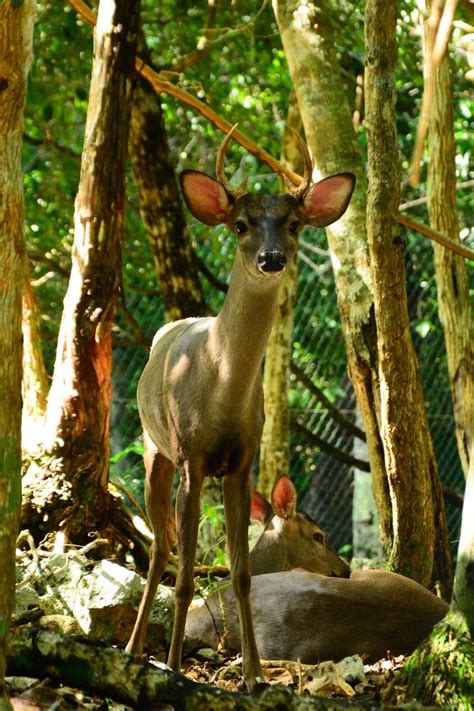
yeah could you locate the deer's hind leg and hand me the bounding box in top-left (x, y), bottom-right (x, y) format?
top-left (126, 432), bottom-right (175, 655)
top-left (167, 458), bottom-right (205, 672)
top-left (223, 465), bottom-right (263, 690)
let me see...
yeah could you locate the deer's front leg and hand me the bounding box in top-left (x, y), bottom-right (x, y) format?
top-left (167, 460), bottom-right (205, 672)
top-left (223, 467), bottom-right (263, 690)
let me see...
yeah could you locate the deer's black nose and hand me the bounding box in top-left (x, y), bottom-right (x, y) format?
top-left (256, 249), bottom-right (287, 273)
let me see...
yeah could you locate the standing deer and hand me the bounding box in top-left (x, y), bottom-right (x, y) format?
top-left (126, 126), bottom-right (355, 689)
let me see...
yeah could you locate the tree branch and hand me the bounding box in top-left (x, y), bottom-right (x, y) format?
top-left (409, 0), bottom-right (458, 186)
top-left (195, 254), bottom-right (228, 293)
top-left (398, 212), bottom-right (474, 260)
top-left (28, 250), bottom-right (70, 279)
top-left (169, 0), bottom-right (218, 73)
top-left (24, 131), bottom-right (81, 160)
top-left (399, 180), bottom-right (474, 211)
top-left (291, 362), bottom-right (367, 442)
top-left (68, 0), bottom-right (302, 184)
top-left (291, 419), bottom-right (371, 472)
top-left (68, 0), bottom-right (473, 261)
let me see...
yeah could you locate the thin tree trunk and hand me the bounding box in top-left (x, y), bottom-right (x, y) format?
top-left (422, 0), bottom-right (474, 627)
top-left (258, 93), bottom-right (301, 497)
top-left (22, 0), bottom-right (139, 542)
top-left (452, 441), bottom-right (474, 629)
top-left (364, 0), bottom-right (451, 591)
top-left (130, 79), bottom-right (206, 321)
top-left (22, 272), bottom-right (48, 452)
top-left (0, 1), bottom-right (35, 705)
top-left (423, 7), bottom-right (474, 479)
top-left (272, 0), bottom-right (392, 551)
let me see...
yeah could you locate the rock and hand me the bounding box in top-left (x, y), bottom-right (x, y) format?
top-left (16, 554), bottom-right (175, 649)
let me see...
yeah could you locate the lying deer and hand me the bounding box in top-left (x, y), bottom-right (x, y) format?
top-left (126, 126), bottom-right (355, 689)
top-left (185, 569), bottom-right (448, 663)
top-left (248, 475), bottom-right (349, 577)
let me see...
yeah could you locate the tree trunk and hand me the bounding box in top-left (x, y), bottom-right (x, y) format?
top-left (22, 272), bottom-right (48, 453)
top-left (129, 79), bottom-right (206, 322)
top-left (272, 0), bottom-right (392, 550)
top-left (258, 94), bottom-right (301, 497)
top-left (452, 442), bottom-right (474, 630)
top-left (0, 1), bottom-right (35, 705)
top-left (22, 0), bottom-right (139, 543)
top-left (274, 0), bottom-right (452, 590)
top-left (424, 14), bottom-right (474, 480)
top-left (385, 451), bottom-right (473, 707)
top-left (364, 0), bottom-right (451, 590)
top-left (422, 0), bottom-right (474, 629)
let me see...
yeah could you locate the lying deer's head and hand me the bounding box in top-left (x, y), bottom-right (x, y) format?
top-left (180, 126), bottom-right (355, 278)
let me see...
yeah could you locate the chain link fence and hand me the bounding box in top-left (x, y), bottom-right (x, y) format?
top-left (109, 226), bottom-right (467, 561)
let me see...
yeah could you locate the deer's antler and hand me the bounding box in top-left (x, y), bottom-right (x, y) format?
top-left (281, 128), bottom-right (313, 199)
top-left (216, 124), bottom-right (248, 199)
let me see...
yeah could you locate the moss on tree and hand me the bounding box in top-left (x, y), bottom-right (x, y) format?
top-left (385, 610), bottom-right (474, 708)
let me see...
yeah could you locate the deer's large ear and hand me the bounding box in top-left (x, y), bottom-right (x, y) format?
top-left (271, 476), bottom-right (297, 520)
top-left (180, 170), bottom-right (233, 226)
top-left (250, 489), bottom-right (273, 525)
top-left (302, 173), bottom-right (355, 227)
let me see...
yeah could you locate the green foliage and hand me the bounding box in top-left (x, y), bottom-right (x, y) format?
top-left (23, 0), bottom-right (472, 552)
top-left (198, 502), bottom-right (228, 567)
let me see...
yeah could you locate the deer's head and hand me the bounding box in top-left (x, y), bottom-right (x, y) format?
top-left (180, 126), bottom-right (355, 278)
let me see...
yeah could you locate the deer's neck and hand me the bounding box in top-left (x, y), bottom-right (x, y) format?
top-left (209, 252), bottom-right (282, 386)
top-left (250, 529), bottom-right (286, 575)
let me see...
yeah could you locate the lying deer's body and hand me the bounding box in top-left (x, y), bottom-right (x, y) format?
top-left (126, 127), bottom-right (355, 689)
top-left (185, 569), bottom-right (448, 663)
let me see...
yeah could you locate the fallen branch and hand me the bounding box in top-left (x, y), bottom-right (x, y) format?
top-left (7, 627), bottom-right (370, 709)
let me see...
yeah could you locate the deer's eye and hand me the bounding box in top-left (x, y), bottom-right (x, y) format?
top-left (235, 220), bottom-right (248, 235)
top-left (313, 531), bottom-right (325, 544)
top-left (289, 221), bottom-right (300, 235)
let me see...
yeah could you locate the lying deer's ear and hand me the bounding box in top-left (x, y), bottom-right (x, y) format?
top-left (180, 170), bottom-right (233, 226)
top-left (271, 476), bottom-right (297, 519)
top-left (250, 489), bottom-right (273, 525)
top-left (302, 172), bottom-right (355, 227)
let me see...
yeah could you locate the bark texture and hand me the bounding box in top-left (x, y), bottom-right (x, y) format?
top-left (452, 446), bottom-right (474, 631)
top-left (22, 0), bottom-right (139, 541)
top-left (364, 0), bottom-right (451, 590)
top-left (423, 7), bottom-right (473, 614)
top-left (0, 0), bottom-right (35, 704)
top-left (258, 95), bottom-right (301, 497)
top-left (425, 37), bottom-right (474, 479)
top-left (272, 0), bottom-right (391, 548)
top-left (130, 79), bottom-right (206, 321)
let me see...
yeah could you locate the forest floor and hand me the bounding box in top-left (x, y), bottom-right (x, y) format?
top-left (7, 640), bottom-right (407, 710)
top-left (6, 535), bottom-right (424, 709)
